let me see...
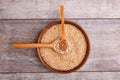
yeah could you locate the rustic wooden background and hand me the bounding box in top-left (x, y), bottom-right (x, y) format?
top-left (0, 0), bottom-right (120, 80)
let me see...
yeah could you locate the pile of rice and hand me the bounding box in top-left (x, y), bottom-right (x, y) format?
top-left (40, 24), bottom-right (87, 71)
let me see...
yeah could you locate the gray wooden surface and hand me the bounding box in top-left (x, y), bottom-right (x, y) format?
top-left (0, 72), bottom-right (120, 80)
top-left (0, 0), bottom-right (120, 19)
top-left (0, 0), bottom-right (120, 80)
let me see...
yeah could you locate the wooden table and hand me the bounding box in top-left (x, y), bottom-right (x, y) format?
top-left (0, 0), bottom-right (120, 80)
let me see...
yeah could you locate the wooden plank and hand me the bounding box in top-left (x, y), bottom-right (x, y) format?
top-left (0, 19), bottom-right (120, 73)
top-left (0, 0), bottom-right (120, 19)
top-left (0, 72), bottom-right (119, 80)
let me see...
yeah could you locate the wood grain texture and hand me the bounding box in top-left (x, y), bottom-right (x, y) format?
top-left (0, 0), bottom-right (120, 19)
top-left (0, 72), bottom-right (120, 80)
top-left (0, 19), bottom-right (120, 73)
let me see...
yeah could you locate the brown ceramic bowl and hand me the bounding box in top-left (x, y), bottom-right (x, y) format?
top-left (37, 20), bottom-right (90, 73)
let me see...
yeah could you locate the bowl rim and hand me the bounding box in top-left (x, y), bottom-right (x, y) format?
top-left (37, 20), bottom-right (90, 73)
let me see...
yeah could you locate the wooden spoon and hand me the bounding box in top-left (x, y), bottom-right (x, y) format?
top-left (13, 39), bottom-right (71, 54)
top-left (59, 6), bottom-right (69, 51)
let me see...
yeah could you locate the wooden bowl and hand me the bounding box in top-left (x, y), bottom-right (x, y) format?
top-left (37, 20), bottom-right (90, 73)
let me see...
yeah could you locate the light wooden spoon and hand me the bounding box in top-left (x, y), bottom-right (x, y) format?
top-left (13, 39), bottom-right (72, 54)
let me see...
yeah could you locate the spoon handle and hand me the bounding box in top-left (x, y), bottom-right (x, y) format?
top-left (13, 43), bottom-right (53, 48)
top-left (60, 6), bottom-right (65, 40)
